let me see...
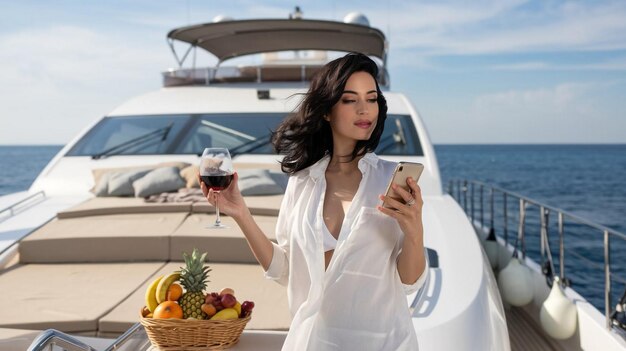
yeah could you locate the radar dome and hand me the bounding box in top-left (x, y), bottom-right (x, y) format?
top-left (343, 12), bottom-right (370, 26)
top-left (212, 15), bottom-right (233, 23)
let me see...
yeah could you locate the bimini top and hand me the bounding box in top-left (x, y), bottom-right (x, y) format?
top-left (167, 19), bottom-right (387, 63)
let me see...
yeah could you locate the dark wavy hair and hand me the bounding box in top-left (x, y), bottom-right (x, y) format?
top-left (272, 52), bottom-right (388, 174)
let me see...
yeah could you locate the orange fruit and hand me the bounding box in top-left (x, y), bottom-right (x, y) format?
top-left (167, 283), bottom-right (183, 301)
top-left (153, 301), bottom-right (183, 319)
top-left (201, 303), bottom-right (217, 317)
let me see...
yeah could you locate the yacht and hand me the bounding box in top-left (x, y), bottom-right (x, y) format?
top-left (0, 11), bottom-right (624, 351)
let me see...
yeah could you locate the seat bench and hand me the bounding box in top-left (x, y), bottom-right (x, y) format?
top-left (19, 213), bottom-right (188, 263)
top-left (0, 262), bottom-right (164, 333)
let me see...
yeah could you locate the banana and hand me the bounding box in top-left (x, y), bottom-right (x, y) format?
top-left (145, 275), bottom-right (164, 313)
top-left (210, 308), bottom-right (239, 320)
top-left (156, 271), bottom-right (181, 304)
top-left (233, 302), bottom-right (242, 316)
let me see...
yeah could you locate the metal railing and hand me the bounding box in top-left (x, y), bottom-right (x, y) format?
top-left (103, 322), bottom-right (150, 351)
top-left (0, 190), bottom-right (46, 223)
top-left (27, 329), bottom-right (96, 351)
top-left (161, 65), bottom-right (389, 88)
top-left (448, 179), bottom-right (626, 332)
top-left (27, 323), bottom-right (148, 351)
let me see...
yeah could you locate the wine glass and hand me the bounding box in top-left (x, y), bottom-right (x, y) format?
top-left (200, 148), bottom-right (234, 229)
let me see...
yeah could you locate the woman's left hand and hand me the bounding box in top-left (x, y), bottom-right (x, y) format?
top-left (377, 177), bottom-right (424, 241)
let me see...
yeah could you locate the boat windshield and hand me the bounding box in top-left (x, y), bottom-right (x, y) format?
top-left (66, 113), bottom-right (423, 156)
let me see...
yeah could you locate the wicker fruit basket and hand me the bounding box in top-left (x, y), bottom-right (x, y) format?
top-left (140, 314), bottom-right (252, 351)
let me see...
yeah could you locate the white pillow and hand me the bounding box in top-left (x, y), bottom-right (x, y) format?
top-left (238, 169), bottom-right (287, 196)
top-left (93, 172), bottom-right (113, 197)
top-left (133, 167), bottom-right (186, 198)
top-left (108, 169), bottom-right (151, 196)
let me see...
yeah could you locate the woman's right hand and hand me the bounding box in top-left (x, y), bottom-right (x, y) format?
top-left (198, 172), bottom-right (249, 221)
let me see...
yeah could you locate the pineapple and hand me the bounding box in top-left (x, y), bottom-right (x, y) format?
top-left (179, 249), bottom-right (211, 319)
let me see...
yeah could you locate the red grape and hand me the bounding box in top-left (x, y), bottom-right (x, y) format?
top-left (241, 301), bottom-right (255, 317)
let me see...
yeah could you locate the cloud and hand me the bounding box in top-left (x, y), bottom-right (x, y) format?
top-left (474, 82), bottom-right (593, 115)
top-left (0, 25), bottom-right (171, 144)
top-left (2, 1), bottom-right (625, 145)
top-left (421, 80), bottom-right (626, 143)
top-left (367, 0), bottom-right (626, 56)
top-left (492, 58), bottom-right (626, 71)
top-left (457, 82), bottom-right (622, 143)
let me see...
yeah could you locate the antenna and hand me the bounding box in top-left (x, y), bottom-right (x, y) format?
top-left (290, 6), bottom-right (303, 19)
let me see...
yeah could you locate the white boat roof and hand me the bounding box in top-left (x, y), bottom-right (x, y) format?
top-left (167, 19), bottom-right (387, 62)
top-left (107, 87), bottom-right (412, 116)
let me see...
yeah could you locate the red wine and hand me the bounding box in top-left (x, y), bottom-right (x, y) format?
top-left (201, 174), bottom-right (233, 191)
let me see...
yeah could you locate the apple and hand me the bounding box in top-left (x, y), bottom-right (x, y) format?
top-left (221, 294), bottom-right (237, 308)
top-left (220, 287), bottom-right (235, 296)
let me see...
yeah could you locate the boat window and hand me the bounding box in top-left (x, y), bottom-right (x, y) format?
top-left (66, 115), bottom-right (190, 156)
top-left (177, 113), bottom-right (423, 156)
top-left (66, 113), bottom-right (423, 156)
top-left (376, 115), bottom-right (424, 156)
top-left (176, 114), bottom-right (285, 155)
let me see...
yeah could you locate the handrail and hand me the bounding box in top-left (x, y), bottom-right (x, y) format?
top-left (0, 190), bottom-right (46, 223)
top-left (455, 180), bottom-right (626, 241)
top-left (103, 322), bottom-right (146, 351)
top-left (161, 63), bottom-right (389, 88)
top-left (162, 65), bottom-right (321, 87)
top-left (28, 323), bottom-right (148, 351)
top-left (27, 329), bottom-right (96, 351)
top-left (448, 179), bottom-right (626, 332)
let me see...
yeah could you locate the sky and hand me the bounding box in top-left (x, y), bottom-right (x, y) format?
top-left (0, 0), bottom-right (625, 145)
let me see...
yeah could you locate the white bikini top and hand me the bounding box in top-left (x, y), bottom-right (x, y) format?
top-left (322, 221), bottom-right (338, 252)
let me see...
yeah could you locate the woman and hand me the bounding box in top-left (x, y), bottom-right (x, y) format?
top-left (200, 53), bottom-right (428, 350)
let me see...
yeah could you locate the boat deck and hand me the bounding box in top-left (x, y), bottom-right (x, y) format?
top-left (506, 306), bottom-right (564, 351)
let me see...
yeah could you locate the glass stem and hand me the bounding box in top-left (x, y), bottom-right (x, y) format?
top-left (215, 192), bottom-right (221, 226)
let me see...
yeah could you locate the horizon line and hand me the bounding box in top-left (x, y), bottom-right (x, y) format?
top-left (1, 142), bottom-right (625, 147)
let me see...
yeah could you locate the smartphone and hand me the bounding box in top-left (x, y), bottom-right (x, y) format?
top-left (382, 162), bottom-right (424, 209)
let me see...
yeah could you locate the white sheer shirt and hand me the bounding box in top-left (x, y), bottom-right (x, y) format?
top-left (264, 152), bottom-right (429, 350)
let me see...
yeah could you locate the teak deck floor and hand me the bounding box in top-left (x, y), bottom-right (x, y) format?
top-left (506, 306), bottom-right (565, 351)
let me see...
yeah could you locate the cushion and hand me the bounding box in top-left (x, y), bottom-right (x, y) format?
top-left (93, 172), bottom-right (113, 196)
top-left (133, 167), bottom-right (186, 197)
top-left (0, 262), bottom-right (162, 332)
top-left (91, 162), bottom-right (190, 193)
top-left (107, 169), bottom-right (151, 197)
top-left (20, 213), bottom-right (188, 263)
top-left (238, 169), bottom-right (288, 196)
top-left (0, 328), bottom-right (45, 351)
top-left (180, 165), bottom-right (200, 188)
top-left (170, 214), bottom-right (277, 263)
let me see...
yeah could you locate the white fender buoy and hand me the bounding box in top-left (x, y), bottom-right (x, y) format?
top-left (498, 257), bottom-right (533, 306)
top-left (484, 229), bottom-right (499, 269)
top-left (532, 270), bottom-right (551, 306)
top-left (497, 243), bottom-right (512, 271)
top-left (540, 279), bottom-right (577, 339)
